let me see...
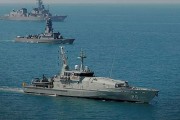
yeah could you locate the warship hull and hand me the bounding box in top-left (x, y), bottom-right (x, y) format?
top-left (23, 86), bottom-right (158, 103)
top-left (0, 16), bottom-right (44, 21)
top-left (0, 15), bottom-right (67, 22)
top-left (50, 16), bottom-right (67, 22)
top-left (15, 38), bottom-right (75, 44)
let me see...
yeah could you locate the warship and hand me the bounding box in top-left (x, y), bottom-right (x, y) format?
top-left (15, 18), bottom-right (75, 44)
top-left (22, 47), bottom-right (159, 103)
top-left (0, 0), bottom-right (67, 22)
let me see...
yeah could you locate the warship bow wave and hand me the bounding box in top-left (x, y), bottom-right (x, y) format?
top-left (15, 18), bottom-right (75, 44)
top-left (22, 47), bottom-right (159, 103)
top-left (0, 0), bottom-right (67, 22)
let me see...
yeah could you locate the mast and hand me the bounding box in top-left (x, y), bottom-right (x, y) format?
top-left (60, 47), bottom-right (69, 75)
top-left (60, 47), bottom-right (68, 66)
top-left (78, 49), bottom-right (86, 71)
top-left (37, 0), bottom-right (43, 10)
top-left (44, 18), bottom-right (53, 34)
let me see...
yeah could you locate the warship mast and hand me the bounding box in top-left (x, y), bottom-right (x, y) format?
top-left (37, 0), bottom-right (44, 10)
top-left (44, 18), bottom-right (53, 34)
top-left (78, 50), bottom-right (86, 72)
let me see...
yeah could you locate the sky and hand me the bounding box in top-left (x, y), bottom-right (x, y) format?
top-left (0, 0), bottom-right (180, 4)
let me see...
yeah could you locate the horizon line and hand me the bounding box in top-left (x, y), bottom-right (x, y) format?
top-left (0, 2), bottom-right (180, 4)
top-left (0, 0), bottom-right (180, 4)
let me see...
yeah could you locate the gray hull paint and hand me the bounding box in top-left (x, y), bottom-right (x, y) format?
top-left (15, 38), bottom-right (75, 44)
top-left (0, 16), bottom-right (44, 21)
top-left (0, 16), bottom-right (67, 22)
top-left (24, 86), bottom-right (157, 103)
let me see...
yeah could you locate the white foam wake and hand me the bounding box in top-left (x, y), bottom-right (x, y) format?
top-left (48, 94), bottom-right (57, 97)
top-left (0, 86), bottom-right (24, 93)
top-left (0, 40), bottom-right (13, 42)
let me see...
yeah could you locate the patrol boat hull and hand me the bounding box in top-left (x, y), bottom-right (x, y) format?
top-left (22, 47), bottom-right (158, 103)
top-left (23, 86), bottom-right (158, 103)
top-left (15, 38), bottom-right (74, 44)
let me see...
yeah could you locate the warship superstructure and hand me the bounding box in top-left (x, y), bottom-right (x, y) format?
top-left (0, 0), bottom-right (67, 22)
top-left (22, 47), bottom-right (159, 103)
top-left (15, 18), bottom-right (74, 44)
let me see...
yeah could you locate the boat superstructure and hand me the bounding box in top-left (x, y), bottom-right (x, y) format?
top-left (15, 18), bottom-right (75, 44)
top-left (23, 47), bottom-right (159, 103)
top-left (0, 0), bottom-right (67, 22)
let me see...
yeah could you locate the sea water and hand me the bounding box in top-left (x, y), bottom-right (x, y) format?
top-left (0, 3), bottom-right (180, 120)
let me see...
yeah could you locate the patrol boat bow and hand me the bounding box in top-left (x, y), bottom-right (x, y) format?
top-left (23, 47), bottom-right (159, 103)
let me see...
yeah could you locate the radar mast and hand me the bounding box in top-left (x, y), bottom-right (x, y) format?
top-left (78, 49), bottom-right (86, 71)
top-left (37, 0), bottom-right (44, 10)
top-left (44, 18), bottom-right (53, 34)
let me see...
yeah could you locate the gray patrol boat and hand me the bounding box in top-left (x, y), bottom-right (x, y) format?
top-left (0, 0), bottom-right (67, 22)
top-left (15, 18), bottom-right (75, 44)
top-left (22, 47), bottom-right (159, 103)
